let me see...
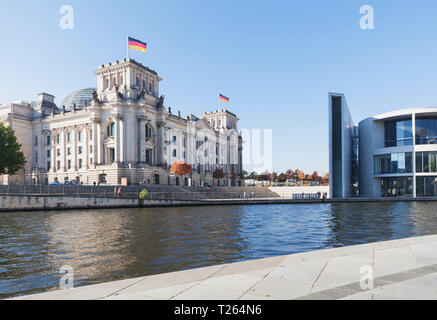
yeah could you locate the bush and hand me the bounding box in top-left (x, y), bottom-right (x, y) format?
top-left (139, 189), bottom-right (148, 200)
top-left (139, 189), bottom-right (148, 205)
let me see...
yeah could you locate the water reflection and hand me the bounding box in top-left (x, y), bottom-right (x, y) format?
top-left (1, 202), bottom-right (437, 299)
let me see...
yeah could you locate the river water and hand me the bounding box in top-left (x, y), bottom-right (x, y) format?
top-left (1, 202), bottom-right (437, 299)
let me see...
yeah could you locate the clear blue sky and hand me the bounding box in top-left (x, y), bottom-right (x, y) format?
top-left (2, 0), bottom-right (437, 174)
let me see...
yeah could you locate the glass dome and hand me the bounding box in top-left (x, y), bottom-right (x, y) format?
top-left (61, 88), bottom-right (96, 111)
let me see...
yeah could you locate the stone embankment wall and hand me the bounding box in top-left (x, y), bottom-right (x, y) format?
top-left (0, 195), bottom-right (193, 212)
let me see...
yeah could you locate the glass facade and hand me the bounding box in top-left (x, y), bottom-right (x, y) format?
top-left (416, 151), bottom-right (437, 173)
top-left (374, 153), bottom-right (412, 174)
top-left (416, 118), bottom-right (437, 145)
top-left (381, 177), bottom-right (413, 197)
top-left (384, 120), bottom-right (413, 147)
top-left (416, 176), bottom-right (437, 197)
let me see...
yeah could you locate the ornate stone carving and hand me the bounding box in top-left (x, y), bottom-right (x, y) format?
top-left (92, 90), bottom-right (100, 104)
top-left (137, 88), bottom-right (146, 101)
top-left (158, 95), bottom-right (165, 109)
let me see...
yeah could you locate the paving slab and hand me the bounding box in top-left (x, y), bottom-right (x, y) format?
top-left (11, 234), bottom-right (437, 300)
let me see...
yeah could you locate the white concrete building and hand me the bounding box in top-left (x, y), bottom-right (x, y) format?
top-left (0, 59), bottom-right (243, 186)
top-left (329, 92), bottom-right (437, 198)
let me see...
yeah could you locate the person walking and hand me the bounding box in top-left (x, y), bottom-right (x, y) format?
top-left (114, 187), bottom-right (117, 198)
top-left (118, 187), bottom-right (122, 198)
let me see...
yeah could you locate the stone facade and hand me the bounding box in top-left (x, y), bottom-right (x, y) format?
top-left (0, 59), bottom-right (243, 186)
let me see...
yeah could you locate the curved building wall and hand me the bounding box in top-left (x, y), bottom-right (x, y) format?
top-left (358, 108), bottom-right (437, 198)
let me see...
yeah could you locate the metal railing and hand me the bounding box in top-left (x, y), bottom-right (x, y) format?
top-left (0, 185), bottom-right (282, 202)
top-left (0, 185), bottom-right (326, 202)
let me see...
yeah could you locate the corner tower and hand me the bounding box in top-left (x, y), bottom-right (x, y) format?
top-left (94, 58), bottom-right (163, 103)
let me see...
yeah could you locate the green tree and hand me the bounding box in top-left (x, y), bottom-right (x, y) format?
top-left (212, 168), bottom-right (225, 185)
top-left (278, 173), bottom-right (287, 183)
top-left (0, 124), bottom-right (26, 175)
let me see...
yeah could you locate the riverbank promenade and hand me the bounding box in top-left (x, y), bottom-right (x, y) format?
top-left (10, 234), bottom-right (437, 300)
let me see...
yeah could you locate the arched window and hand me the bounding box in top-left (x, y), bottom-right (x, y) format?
top-left (107, 123), bottom-right (115, 137)
top-left (136, 75), bottom-right (140, 87)
top-left (173, 149), bottom-right (177, 157)
top-left (173, 136), bottom-right (177, 143)
top-left (145, 124), bottom-right (153, 139)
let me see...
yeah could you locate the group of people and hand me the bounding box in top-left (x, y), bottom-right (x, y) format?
top-left (114, 187), bottom-right (123, 198)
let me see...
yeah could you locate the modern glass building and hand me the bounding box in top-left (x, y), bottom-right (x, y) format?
top-left (329, 92), bottom-right (437, 198)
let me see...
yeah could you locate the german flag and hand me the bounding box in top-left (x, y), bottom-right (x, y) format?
top-left (128, 37), bottom-right (147, 53)
top-left (219, 94), bottom-right (229, 103)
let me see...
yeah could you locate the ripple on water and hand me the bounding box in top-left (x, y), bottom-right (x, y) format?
top-left (1, 202), bottom-right (437, 299)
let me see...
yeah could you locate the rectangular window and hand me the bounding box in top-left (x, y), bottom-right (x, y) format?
top-left (78, 131), bottom-right (82, 142)
top-left (79, 159), bottom-right (82, 169)
top-left (47, 150), bottom-right (51, 158)
top-left (109, 148), bottom-right (115, 163)
top-left (375, 153), bottom-right (412, 174)
top-left (416, 176), bottom-right (437, 197)
top-left (68, 160), bottom-right (71, 169)
top-left (90, 145), bottom-right (93, 153)
top-left (381, 177), bottom-right (413, 197)
top-left (47, 161), bottom-right (51, 170)
top-left (57, 135), bottom-right (60, 144)
top-left (57, 149), bottom-right (60, 157)
top-left (416, 118), bottom-right (437, 145)
top-left (34, 137), bottom-right (38, 146)
top-left (67, 132), bottom-right (71, 143)
top-left (67, 147), bottom-right (71, 156)
top-left (416, 151), bottom-right (437, 173)
top-left (46, 136), bottom-right (51, 146)
top-left (384, 120), bottom-right (413, 147)
top-left (89, 129), bottom-right (93, 140)
top-left (57, 161), bottom-right (60, 170)
top-left (146, 149), bottom-right (152, 165)
top-left (78, 146), bottom-right (82, 154)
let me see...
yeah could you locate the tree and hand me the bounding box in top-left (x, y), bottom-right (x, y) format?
top-left (212, 168), bottom-right (225, 186)
top-left (170, 161), bottom-right (192, 185)
top-left (312, 171), bottom-right (320, 181)
top-left (0, 123), bottom-right (26, 175)
top-left (261, 171), bottom-right (270, 181)
top-left (239, 170), bottom-right (248, 180)
top-left (249, 171), bottom-right (257, 180)
top-left (278, 173), bottom-right (287, 183)
top-left (295, 169), bottom-right (305, 183)
top-left (285, 169), bottom-right (295, 180)
top-left (270, 172), bottom-right (278, 182)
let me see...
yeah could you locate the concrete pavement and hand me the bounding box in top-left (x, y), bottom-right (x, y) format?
top-left (9, 234), bottom-right (437, 300)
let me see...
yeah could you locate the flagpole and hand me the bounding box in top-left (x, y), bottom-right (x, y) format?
top-left (127, 35), bottom-right (129, 60)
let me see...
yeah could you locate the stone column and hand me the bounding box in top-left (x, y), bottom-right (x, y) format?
top-left (85, 126), bottom-right (90, 169)
top-left (156, 121), bottom-right (165, 165)
top-left (115, 116), bottom-right (121, 163)
top-left (62, 130), bottom-right (67, 172)
top-left (73, 127), bottom-right (77, 171)
top-left (120, 117), bottom-right (125, 163)
top-left (92, 121), bottom-right (98, 165)
top-left (50, 133), bottom-right (56, 173)
top-left (138, 116), bottom-right (147, 162)
top-left (97, 121), bottom-right (102, 165)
